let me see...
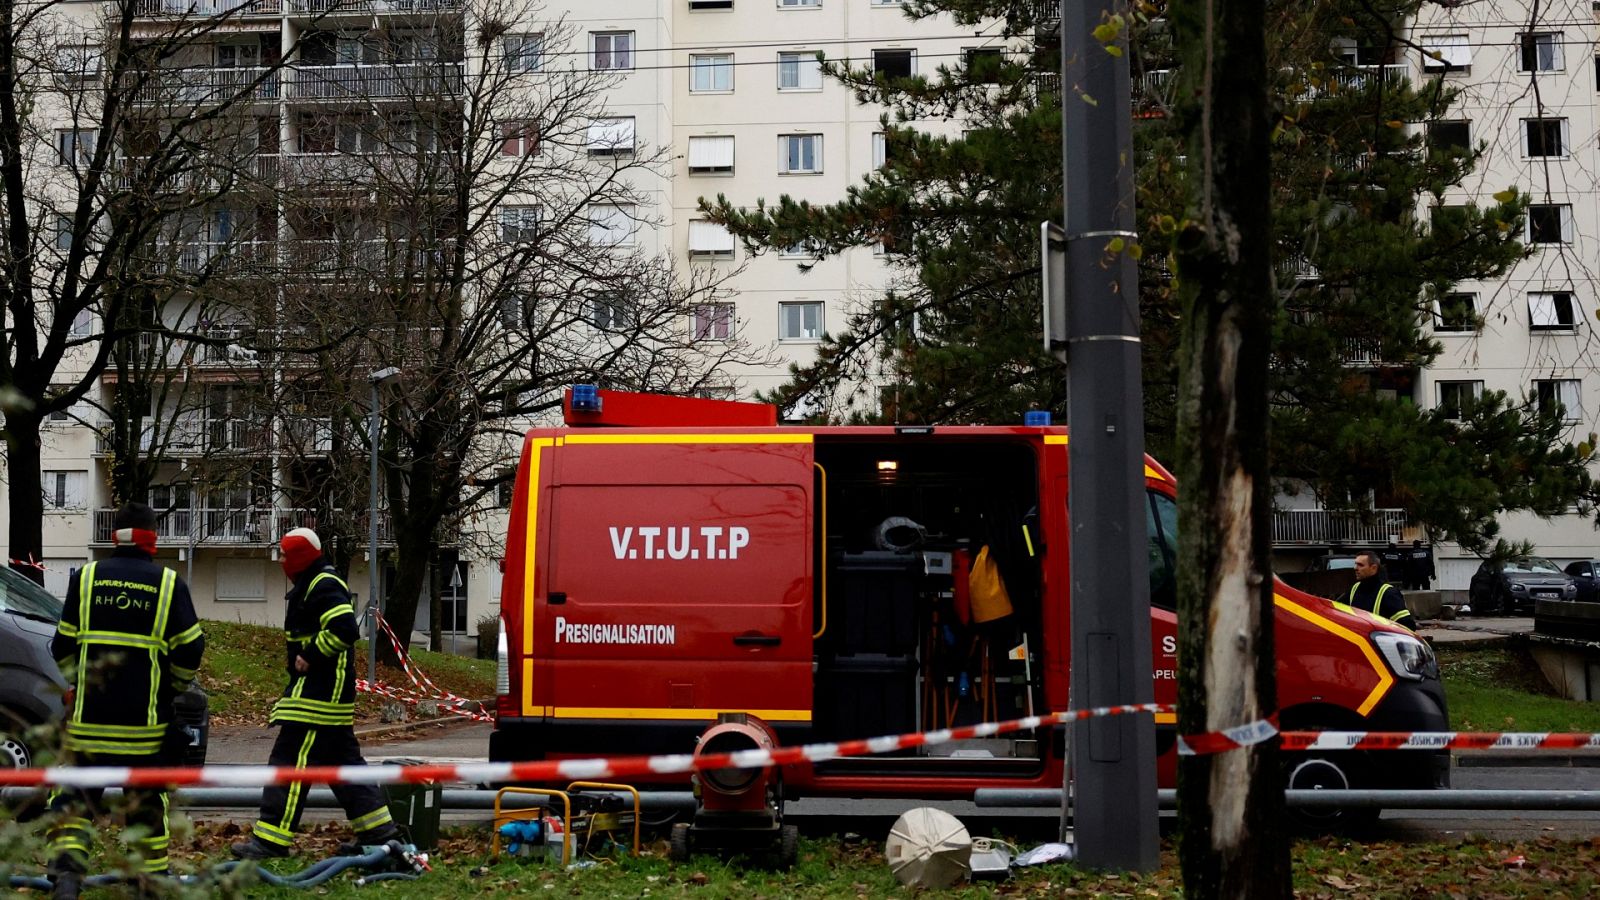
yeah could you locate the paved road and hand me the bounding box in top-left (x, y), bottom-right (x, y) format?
top-left (202, 721), bottom-right (1600, 841)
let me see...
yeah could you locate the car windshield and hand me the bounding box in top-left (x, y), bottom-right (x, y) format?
top-left (0, 566), bottom-right (63, 621)
top-left (1324, 558), bottom-right (1357, 570)
top-left (1504, 556), bottom-right (1562, 574)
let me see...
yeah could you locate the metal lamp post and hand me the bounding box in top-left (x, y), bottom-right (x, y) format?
top-left (367, 366), bottom-right (401, 685)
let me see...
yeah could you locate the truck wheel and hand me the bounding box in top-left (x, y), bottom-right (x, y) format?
top-left (668, 823), bottom-right (691, 862)
top-left (0, 724), bottom-right (31, 769)
top-left (776, 824), bottom-right (799, 869)
top-left (1284, 754), bottom-right (1379, 833)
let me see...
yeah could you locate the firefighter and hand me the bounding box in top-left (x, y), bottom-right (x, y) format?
top-left (46, 502), bottom-right (205, 900)
top-left (1345, 550), bottom-right (1415, 629)
top-left (232, 527), bottom-right (399, 859)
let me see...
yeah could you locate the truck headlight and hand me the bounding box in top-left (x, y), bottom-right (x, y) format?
top-left (1372, 632), bottom-right (1434, 681)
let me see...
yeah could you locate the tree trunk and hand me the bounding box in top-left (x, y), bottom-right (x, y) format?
top-left (6, 411), bottom-right (45, 583)
top-left (1170, 0), bottom-right (1290, 894)
top-left (381, 519), bottom-right (433, 667)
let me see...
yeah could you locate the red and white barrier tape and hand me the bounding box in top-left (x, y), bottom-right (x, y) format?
top-left (0, 703), bottom-right (1169, 789)
top-left (357, 611), bottom-right (493, 723)
top-left (1281, 731), bottom-right (1600, 751)
top-left (1177, 716), bottom-right (1280, 756)
top-left (355, 678), bottom-right (494, 724)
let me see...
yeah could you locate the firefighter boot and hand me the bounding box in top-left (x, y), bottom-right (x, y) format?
top-left (230, 837), bottom-right (289, 860)
top-left (48, 854), bottom-right (83, 900)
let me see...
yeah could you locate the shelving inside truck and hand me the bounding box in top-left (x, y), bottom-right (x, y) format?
top-left (810, 437), bottom-right (1047, 775)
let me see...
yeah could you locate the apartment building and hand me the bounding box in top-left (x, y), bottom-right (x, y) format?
top-left (12, 0), bottom-right (995, 635)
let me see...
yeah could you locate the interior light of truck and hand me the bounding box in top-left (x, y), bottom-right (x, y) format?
top-left (877, 460), bottom-right (899, 472)
top-left (1371, 632), bottom-right (1433, 681)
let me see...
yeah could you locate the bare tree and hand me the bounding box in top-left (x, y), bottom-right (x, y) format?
top-left (250, 4), bottom-right (769, 652)
top-left (0, 0), bottom-right (315, 578)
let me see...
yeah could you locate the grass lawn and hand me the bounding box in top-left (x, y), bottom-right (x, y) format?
top-left (59, 823), bottom-right (1583, 898)
top-left (198, 621), bottom-right (494, 726)
top-left (1435, 644), bottom-right (1600, 733)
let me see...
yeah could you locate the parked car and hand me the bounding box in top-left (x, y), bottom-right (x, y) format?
top-left (0, 567), bottom-right (208, 771)
top-left (1310, 553), bottom-right (1360, 571)
top-left (1468, 556), bottom-right (1576, 616)
top-left (1564, 560), bottom-right (1600, 603)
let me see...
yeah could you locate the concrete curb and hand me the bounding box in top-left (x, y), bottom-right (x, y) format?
top-left (1455, 753), bottom-right (1600, 769)
top-left (353, 716), bottom-right (480, 741)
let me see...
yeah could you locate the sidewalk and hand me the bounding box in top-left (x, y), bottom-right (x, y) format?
top-left (1418, 615), bottom-right (1532, 649)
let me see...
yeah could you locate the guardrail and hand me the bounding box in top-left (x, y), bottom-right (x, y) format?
top-left (1272, 508), bottom-right (1408, 545)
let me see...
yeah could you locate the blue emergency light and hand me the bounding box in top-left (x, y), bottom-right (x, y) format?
top-left (570, 384), bottom-right (602, 413)
top-left (1024, 410), bottom-right (1052, 426)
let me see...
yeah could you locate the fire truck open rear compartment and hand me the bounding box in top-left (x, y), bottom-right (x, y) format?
top-left (810, 436), bottom-right (1046, 776)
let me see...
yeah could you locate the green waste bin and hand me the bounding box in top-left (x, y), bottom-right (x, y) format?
top-left (382, 761), bottom-right (442, 851)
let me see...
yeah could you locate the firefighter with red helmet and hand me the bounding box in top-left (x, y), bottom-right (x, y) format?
top-left (46, 502), bottom-right (205, 900)
top-left (231, 527), bottom-right (399, 859)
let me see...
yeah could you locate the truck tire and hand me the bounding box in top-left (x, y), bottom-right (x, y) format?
top-left (668, 823), bottom-right (691, 862)
top-left (1284, 753), bottom-right (1379, 833)
top-left (776, 824), bottom-right (799, 869)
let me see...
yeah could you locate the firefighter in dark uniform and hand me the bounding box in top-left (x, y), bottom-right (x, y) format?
top-left (1345, 550), bottom-right (1415, 629)
top-left (46, 502), bottom-right (205, 900)
top-left (232, 527), bottom-right (399, 859)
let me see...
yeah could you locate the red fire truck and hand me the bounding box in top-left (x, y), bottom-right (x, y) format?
top-left (490, 388), bottom-right (1448, 815)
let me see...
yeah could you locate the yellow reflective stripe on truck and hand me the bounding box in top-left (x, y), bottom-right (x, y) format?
top-left (1274, 594), bottom-right (1394, 715)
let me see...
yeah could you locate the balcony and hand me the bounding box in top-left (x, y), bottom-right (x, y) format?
top-left (134, 0), bottom-right (281, 17)
top-left (92, 506), bottom-right (273, 545)
top-left (93, 416), bottom-right (272, 456)
top-left (283, 238), bottom-right (448, 273)
top-left (1297, 63), bottom-right (1407, 100)
top-left (154, 240), bottom-right (278, 276)
top-left (129, 67), bottom-right (279, 106)
top-left (287, 0), bottom-right (463, 12)
top-left (287, 63), bottom-right (462, 101)
top-left (281, 418), bottom-right (334, 454)
top-left (1272, 508), bottom-right (1408, 546)
top-left (279, 151), bottom-right (454, 188)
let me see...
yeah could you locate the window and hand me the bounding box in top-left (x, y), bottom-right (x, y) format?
top-left (1146, 490), bottom-right (1178, 611)
top-left (590, 293), bottom-right (631, 330)
top-left (217, 42), bottom-right (262, 68)
top-left (1523, 118), bottom-right (1567, 158)
top-left (1426, 120), bottom-right (1469, 152)
top-left (588, 204), bottom-right (635, 246)
top-left (499, 293), bottom-right (528, 330)
top-left (70, 307), bottom-right (93, 337)
top-left (496, 476), bottom-right (515, 508)
top-left (872, 132), bottom-right (887, 169)
top-left (690, 54), bottom-right (733, 92)
top-left (586, 117), bottom-right (635, 155)
top-left (1435, 292), bottom-right (1477, 332)
top-left (690, 0), bottom-right (733, 8)
top-left (1527, 204), bottom-right (1572, 244)
top-left (1518, 32), bottom-right (1563, 72)
top-left (780, 238), bottom-right (822, 258)
top-left (55, 215), bottom-right (73, 251)
top-left (591, 31), bottom-right (633, 71)
top-left (779, 301), bottom-right (823, 340)
top-left (1436, 380), bottom-right (1482, 420)
top-left (777, 51), bottom-right (823, 90)
top-left (56, 129), bottom-right (97, 166)
top-left (504, 34), bottom-right (542, 73)
top-left (688, 220), bottom-right (735, 258)
top-left (500, 121), bottom-right (539, 157)
top-left (873, 49), bottom-right (914, 79)
top-left (779, 133), bottom-right (822, 173)
top-left (1420, 35), bottom-right (1469, 73)
top-left (692, 303), bottom-right (734, 340)
top-left (216, 559), bottom-right (266, 602)
top-left (687, 135), bottom-right (735, 174)
top-left (1529, 291), bottom-right (1577, 331)
top-left (499, 205), bottom-right (541, 242)
top-left (779, 0), bottom-right (820, 7)
top-left (42, 470), bottom-right (86, 510)
top-left (58, 45), bottom-right (102, 81)
top-left (1534, 379), bottom-right (1582, 423)
top-left (965, 47), bottom-right (1003, 83)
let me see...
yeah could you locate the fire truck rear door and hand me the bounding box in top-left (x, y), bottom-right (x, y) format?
top-left (543, 433), bottom-right (815, 739)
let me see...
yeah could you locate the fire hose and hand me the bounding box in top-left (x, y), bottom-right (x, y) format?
top-left (3, 840), bottom-right (428, 892)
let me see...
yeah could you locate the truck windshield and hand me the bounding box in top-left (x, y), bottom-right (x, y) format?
top-left (1146, 490), bottom-right (1178, 610)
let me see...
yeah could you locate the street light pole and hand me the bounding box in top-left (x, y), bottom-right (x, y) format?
top-left (367, 367), bottom-right (401, 686)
